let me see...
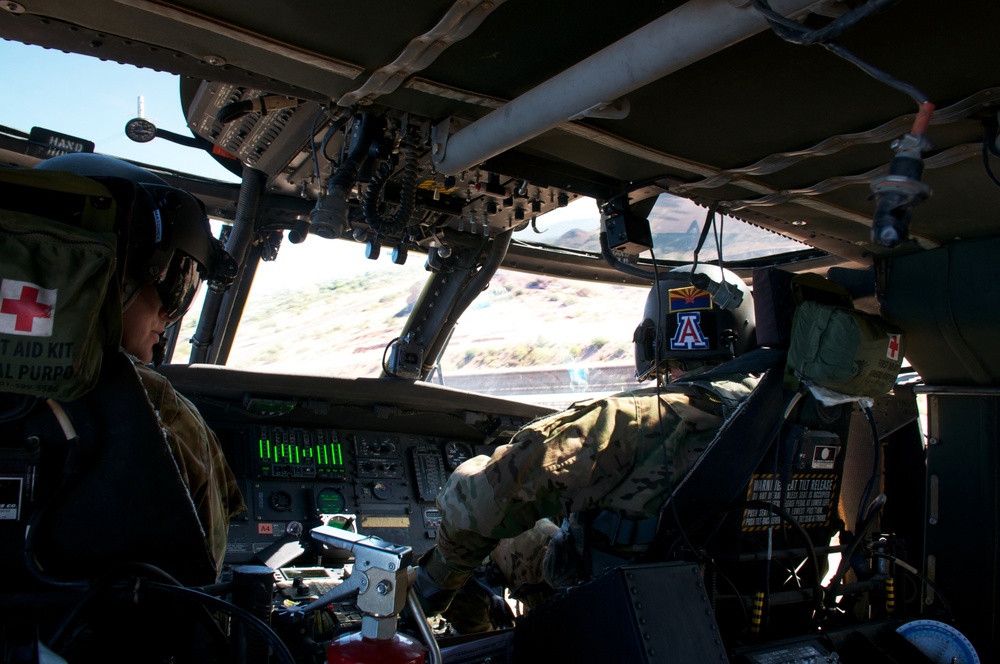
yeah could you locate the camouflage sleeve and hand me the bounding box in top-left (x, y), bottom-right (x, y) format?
top-left (434, 390), bottom-right (713, 575)
top-left (135, 363), bottom-right (247, 574)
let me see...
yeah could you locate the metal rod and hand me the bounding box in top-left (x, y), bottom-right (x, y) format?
top-left (407, 587), bottom-right (443, 664)
top-left (432, 0), bottom-right (822, 175)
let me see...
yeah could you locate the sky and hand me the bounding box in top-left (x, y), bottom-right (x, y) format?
top-left (0, 38), bottom-right (238, 182)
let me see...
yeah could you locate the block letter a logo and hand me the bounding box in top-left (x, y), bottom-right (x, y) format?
top-left (670, 312), bottom-right (709, 350)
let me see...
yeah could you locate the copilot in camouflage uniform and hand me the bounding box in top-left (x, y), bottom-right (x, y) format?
top-left (416, 265), bottom-right (760, 630)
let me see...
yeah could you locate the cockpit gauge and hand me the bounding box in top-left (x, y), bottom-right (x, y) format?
top-left (124, 117), bottom-right (157, 143)
top-left (444, 441), bottom-right (474, 471)
top-left (316, 487), bottom-right (345, 514)
top-left (270, 490), bottom-right (293, 512)
top-left (896, 620), bottom-right (980, 664)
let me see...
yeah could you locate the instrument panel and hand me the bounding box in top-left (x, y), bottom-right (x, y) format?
top-left (214, 423), bottom-right (481, 564)
top-left (156, 364), bottom-right (548, 567)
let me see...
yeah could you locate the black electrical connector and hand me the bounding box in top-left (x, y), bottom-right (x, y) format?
top-left (288, 216), bottom-right (311, 244)
top-left (688, 270), bottom-right (744, 311)
top-left (312, 113), bottom-right (385, 239)
top-left (869, 103), bottom-right (934, 248)
top-left (870, 133), bottom-right (931, 248)
top-left (385, 336), bottom-right (424, 380)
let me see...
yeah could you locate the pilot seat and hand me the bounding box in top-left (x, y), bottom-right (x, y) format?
top-left (0, 168), bottom-right (224, 661)
top-left (512, 267), bottom-right (905, 663)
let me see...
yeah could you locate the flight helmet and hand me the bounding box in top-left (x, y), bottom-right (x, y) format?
top-left (633, 264), bottom-right (756, 381)
top-left (36, 153), bottom-right (236, 317)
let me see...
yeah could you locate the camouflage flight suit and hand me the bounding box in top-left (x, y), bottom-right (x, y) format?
top-left (135, 361), bottom-right (247, 577)
top-left (421, 367), bottom-right (762, 622)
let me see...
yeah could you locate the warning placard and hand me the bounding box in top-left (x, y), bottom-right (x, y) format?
top-left (742, 473), bottom-right (838, 530)
top-left (0, 477), bottom-right (23, 520)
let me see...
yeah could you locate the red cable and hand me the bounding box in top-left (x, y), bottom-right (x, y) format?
top-left (910, 101), bottom-right (935, 137)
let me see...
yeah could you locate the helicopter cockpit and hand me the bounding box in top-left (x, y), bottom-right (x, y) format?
top-left (2, 0), bottom-right (999, 662)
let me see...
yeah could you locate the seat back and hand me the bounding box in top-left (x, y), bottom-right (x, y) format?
top-left (657, 347), bottom-right (852, 554)
top-left (0, 167), bottom-right (217, 593)
top-left (2, 353), bottom-right (218, 588)
top-left (664, 348), bottom-right (791, 528)
top-left (652, 269), bottom-right (860, 638)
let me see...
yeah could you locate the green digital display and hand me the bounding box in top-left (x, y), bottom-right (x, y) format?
top-left (255, 426), bottom-right (345, 478)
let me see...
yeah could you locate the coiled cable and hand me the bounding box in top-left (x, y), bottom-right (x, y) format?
top-left (363, 127), bottom-right (421, 237)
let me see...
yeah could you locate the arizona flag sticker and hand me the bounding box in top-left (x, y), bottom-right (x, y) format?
top-left (0, 279), bottom-right (57, 337)
top-left (668, 285), bottom-right (713, 312)
top-left (886, 333), bottom-right (901, 361)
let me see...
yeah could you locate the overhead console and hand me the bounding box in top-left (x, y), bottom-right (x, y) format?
top-left (157, 364), bottom-right (549, 564)
top-left (179, 79), bottom-right (620, 242)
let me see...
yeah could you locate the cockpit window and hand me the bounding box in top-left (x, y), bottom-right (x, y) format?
top-left (171, 194), bottom-right (801, 408)
top-left (221, 239), bottom-right (427, 378)
top-left (529, 193), bottom-right (808, 260)
top-left (176, 233), bottom-right (648, 408)
top-left (432, 270), bottom-right (648, 408)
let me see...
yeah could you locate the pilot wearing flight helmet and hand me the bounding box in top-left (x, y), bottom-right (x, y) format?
top-left (35, 153), bottom-right (247, 577)
top-left (415, 265), bottom-right (760, 632)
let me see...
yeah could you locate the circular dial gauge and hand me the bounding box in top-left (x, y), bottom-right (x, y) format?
top-left (269, 490), bottom-right (292, 512)
top-left (316, 488), bottom-right (345, 514)
top-left (896, 620), bottom-right (980, 664)
top-left (124, 117), bottom-right (157, 143)
top-left (444, 441), bottom-right (474, 471)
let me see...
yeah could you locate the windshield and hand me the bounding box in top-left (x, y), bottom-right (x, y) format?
top-left (227, 241), bottom-right (428, 378)
top-left (172, 194), bottom-right (804, 408)
top-left (533, 194), bottom-right (808, 259)
top-left (175, 233), bottom-right (648, 409)
top-left (432, 269), bottom-right (647, 407)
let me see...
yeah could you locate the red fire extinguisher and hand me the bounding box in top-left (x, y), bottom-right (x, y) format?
top-left (327, 629), bottom-right (426, 664)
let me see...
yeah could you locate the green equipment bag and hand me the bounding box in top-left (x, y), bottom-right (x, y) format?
top-left (787, 300), bottom-right (905, 400)
top-left (0, 168), bottom-right (121, 400)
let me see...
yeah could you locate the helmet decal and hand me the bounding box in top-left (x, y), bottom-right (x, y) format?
top-left (668, 285), bottom-right (713, 312)
top-left (634, 263), bottom-right (756, 381)
top-left (670, 312), bottom-right (711, 350)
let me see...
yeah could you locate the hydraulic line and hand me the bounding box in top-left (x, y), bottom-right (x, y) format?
top-left (750, 0), bottom-right (902, 47)
top-left (749, 0), bottom-right (935, 248)
top-left (824, 493), bottom-right (887, 609)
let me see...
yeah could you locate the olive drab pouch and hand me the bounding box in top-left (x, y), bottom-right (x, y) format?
top-left (787, 299), bottom-right (905, 402)
top-left (0, 168), bottom-right (121, 400)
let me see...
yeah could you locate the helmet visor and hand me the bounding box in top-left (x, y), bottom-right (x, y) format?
top-left (155, 253), bottom-right (204, 320)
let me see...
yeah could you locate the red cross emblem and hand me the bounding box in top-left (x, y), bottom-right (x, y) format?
top-left (886, 333), bottom-right (901, 361)
top-left (0, 280), bottom-right (57, 336)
